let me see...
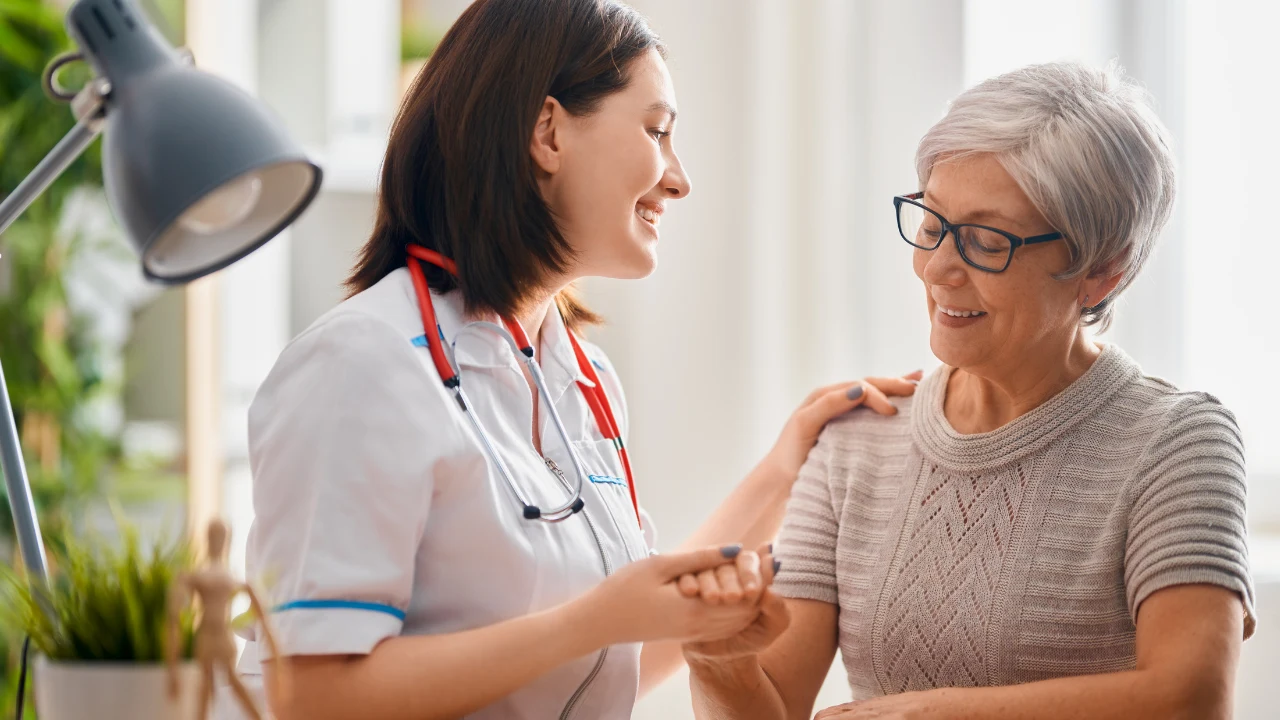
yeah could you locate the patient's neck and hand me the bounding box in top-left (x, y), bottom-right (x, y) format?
top-left (944, 330), bottom-right (1101, 434)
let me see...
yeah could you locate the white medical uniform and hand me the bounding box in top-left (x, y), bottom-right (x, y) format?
top-left (223, 267), bottom-right (654, 720)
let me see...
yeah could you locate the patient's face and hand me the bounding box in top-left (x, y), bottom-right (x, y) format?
top-left (913, 154), bottom-right (1083, 373)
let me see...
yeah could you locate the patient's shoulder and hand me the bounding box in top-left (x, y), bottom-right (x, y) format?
top-left (814, 393), bottom-right (918, 466)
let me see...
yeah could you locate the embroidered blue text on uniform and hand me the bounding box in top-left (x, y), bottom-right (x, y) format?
top-left (411, 325), bottom-right (448, 348)
top-left (589, 474), bottom-right (626, 486)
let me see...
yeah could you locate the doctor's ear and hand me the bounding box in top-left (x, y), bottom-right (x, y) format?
top-left (530, 96), bottom-right (566, 175)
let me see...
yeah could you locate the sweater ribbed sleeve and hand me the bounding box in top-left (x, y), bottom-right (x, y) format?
top-left (1124, 393), bottom-right (1254, 637)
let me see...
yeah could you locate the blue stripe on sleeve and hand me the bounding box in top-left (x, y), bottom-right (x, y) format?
top-left (273, 599), bottom-right (407, 621)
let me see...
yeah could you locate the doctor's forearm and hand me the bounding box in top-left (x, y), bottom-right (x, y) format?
top-left (680, 459), bottom-right (792, 552)
top-left (637, 463), bottom-right (789, 693)
top-left (271, 603), bottom-right (605, 720)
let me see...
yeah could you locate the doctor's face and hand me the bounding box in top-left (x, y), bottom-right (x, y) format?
top-left (539, 49), bottom-right (692, 280)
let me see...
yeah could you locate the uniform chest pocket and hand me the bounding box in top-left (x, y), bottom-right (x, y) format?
top-left (570, 438), bottom-right (648, 562)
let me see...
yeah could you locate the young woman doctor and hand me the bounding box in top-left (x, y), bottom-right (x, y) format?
top-left (230, 1), bottom-right (918, 718)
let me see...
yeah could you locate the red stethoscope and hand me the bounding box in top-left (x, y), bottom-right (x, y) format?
top-left (405, 245), bottom-right (640, 526)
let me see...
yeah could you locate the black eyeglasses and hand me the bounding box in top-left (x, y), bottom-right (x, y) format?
top-left (893, 192), bottom-right (1063, 273)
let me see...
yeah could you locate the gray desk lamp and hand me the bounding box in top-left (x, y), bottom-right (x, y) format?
top-left (0, 0), bottom-right (323, 587)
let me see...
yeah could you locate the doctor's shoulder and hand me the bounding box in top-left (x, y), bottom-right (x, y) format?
top-left (250, 288), bottom-right (441, 422)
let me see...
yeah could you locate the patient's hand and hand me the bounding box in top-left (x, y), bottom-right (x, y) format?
top-left (681, 587), bottom-right (791, 661)
top-left (677, 544), bottom-right (790, 656)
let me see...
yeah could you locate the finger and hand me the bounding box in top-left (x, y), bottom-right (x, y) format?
top-left (859, 382), bottom-right (898, 416)
top-left (863, 376), bottom-right (919, 397)
top-left (735, 549), bottom-right (763, 601)
top-left (760, 543), bottom-right (779, 586)
top-left (697, 568), bottom-right (723, 605)
top-left (677, 573), bottom-right (701, 598)
top-left (905, 368), bottom-right (924, 381)
top-left (796, 383), bottom-right (868, 430)
top-left (800, 381), bottom-right (855, 408)
top-left (715, 563), bottom-right (744, 603)
top-left (814, 703), bottom-right (862, 720)
top-left (655, 544), bottom-right (742, 579)
top-left (758, 589), bottom-right (791, 635)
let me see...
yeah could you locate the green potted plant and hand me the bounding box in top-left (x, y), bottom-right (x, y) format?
top-left (2, 527), bottom-right (200, 720)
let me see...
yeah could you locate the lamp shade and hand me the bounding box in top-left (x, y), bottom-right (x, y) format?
top-left (66, 0), bottom-right (322, 284)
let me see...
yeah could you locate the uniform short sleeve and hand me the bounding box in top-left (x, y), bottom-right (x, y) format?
top-left (244, 312), bottom-right (463, 658)
top-left (773, 426), bottom-right (841, 605)
top-left (1125, 394), bottom-right (1256, 639)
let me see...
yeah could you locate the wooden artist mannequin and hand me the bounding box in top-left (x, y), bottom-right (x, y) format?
top-left (167, 519), bottom-right (288, 720)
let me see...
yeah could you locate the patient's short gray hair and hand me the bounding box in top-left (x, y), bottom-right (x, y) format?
top-left (916, 61), bottom-right (1176, 331)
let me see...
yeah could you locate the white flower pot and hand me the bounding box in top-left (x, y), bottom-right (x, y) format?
top-left (35, 657), bottom-right (202, 720)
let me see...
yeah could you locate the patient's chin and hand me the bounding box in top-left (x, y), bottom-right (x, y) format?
top-left (929, 331), bottom-right (984, 371)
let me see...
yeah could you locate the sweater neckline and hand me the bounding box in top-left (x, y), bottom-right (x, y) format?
top-left (910, 343), bottom-right (1140, 472)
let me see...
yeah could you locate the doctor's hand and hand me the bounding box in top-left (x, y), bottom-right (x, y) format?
top-left (765, 370), bottom-right (924, 481)
top-left (572, 546), bottom-right (762, 647)
top-left (676, 543), bottom-right (774, 605)
top-left (676, 543), bottom-right (785, 660)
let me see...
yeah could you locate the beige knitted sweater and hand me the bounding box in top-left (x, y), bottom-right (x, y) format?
top-left (773, 344), bottom-right (1255, 697)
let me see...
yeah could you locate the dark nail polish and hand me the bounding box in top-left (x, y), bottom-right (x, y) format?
top-left (773, 559), bottom-right (782, 574)
top-left (721, 544), bottom-right (742, 559)
top-left (768, 543), bottom-right (774, 554)
top-left (846, 385), bottom-right (864, 401)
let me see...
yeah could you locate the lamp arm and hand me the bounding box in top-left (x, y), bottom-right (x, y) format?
top-left (0, 76), bottom-right (110, 592)
top-left (0, 359), bottom-right (48, 585)
top-left (0, 78), bottom-right (109, 236)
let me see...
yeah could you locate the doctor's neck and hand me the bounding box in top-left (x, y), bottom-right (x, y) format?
top-left (512, 286), bottom-right (561, 355)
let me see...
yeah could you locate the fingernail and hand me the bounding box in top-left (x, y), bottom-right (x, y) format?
top-left (846, 385), bottom-right (864, 401)
top-left (773, 559), bottom-right (782, 574)
top-left (721, 544), bottom-right (742, 559)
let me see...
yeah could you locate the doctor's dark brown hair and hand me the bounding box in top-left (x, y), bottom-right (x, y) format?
top-left (346, 0), bottom-right (665, 330)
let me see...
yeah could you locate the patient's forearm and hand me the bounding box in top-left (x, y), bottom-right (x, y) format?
top-left (688, 655), bottom-right (789, 720)
top-left (869, 668), bottom-right (1229, 720)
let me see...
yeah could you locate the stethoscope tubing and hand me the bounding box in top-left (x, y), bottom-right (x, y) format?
top-left (450, 321), bottom-right (589, 521)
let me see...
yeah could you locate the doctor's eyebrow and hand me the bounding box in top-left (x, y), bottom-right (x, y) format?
top-left (646, 101), bottom-right (678, 123)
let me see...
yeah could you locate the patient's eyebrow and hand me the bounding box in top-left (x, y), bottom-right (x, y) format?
top-left (923, 192), bottom-right (1021, 227)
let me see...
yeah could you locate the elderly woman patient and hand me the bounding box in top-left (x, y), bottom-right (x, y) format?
top-left (685, 62), bottom-right (1254, 719)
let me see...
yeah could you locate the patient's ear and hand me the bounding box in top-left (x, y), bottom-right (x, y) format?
top-left (1081, 261), bottom-right (1125, 308)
